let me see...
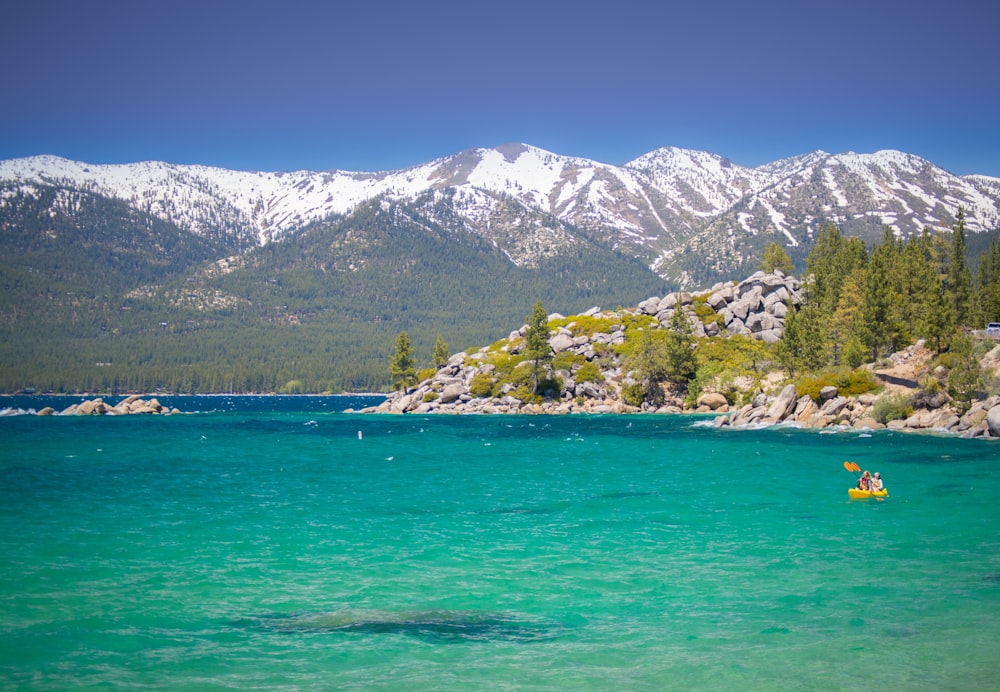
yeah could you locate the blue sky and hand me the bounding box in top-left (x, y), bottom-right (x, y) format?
top-left (2, 0), bottom-right (998, 176)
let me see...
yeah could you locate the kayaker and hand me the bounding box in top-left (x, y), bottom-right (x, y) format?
top-left (870, 472), bottom-right (883, 493)
top-left (857, 471), bottom-right (872, 491)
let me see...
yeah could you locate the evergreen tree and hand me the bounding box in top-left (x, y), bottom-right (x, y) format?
top-left (523, 301), bottom-right (552, 393)
top-left (896, 229), bottom-right (940, 340)
top-left (805, 224), bottom-right (868, 316)
top-left (389, 331), bottom-right (417, 391)
top-left (947, 332), bottom-right (985, 413)
top-left (778, 302), bottom-right (827, 375)
top-left (976, 236), bottom-right (1000, 324)
top-left (857, 249), bottom-right (897, 360)
top-left (760, 241), bottom-right (795, 274)
top-left (923, 277), bottom-right (956, 352)
top-left (623, 327), bottom-right (671, 406)
top-left (946, 208), bottom-right (974, 327)
top-left (830, 269), bottom-right (865, 366)
top-left (432, 334), bottom-right (450, 368)
top-left (664, 309), bottom-right (698, 391)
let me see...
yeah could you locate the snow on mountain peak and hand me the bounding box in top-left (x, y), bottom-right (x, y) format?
top-left (2, 145), bottom-right (999, 286)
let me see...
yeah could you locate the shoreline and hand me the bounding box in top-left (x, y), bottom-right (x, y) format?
top-left (5, 391), bottom-right (999, 439)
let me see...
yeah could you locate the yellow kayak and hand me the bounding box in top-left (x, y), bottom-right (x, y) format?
top-left (848, 487), bottom-right (888, 499)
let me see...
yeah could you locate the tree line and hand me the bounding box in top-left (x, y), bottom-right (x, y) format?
top-left (779, 211), bottom-right (997, 374)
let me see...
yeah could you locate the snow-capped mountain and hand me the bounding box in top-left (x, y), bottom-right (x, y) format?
top-left (2, 144), bottom-right (998, 287)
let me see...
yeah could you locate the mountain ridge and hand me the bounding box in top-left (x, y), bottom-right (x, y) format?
top-left (2, 144), bottom-right (999, 287)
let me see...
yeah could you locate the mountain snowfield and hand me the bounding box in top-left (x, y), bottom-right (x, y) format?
top-left (2, 144), bottom-right (999, 285)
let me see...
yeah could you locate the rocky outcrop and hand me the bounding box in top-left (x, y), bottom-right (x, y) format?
top-left (360, 269), bottom-right (1000, 439)
top-left (716, 387), bottom-right (1000, 439)
top-left (57, 396), bottom-right (181, 415)
top-left (634, 270), bottom-right (802, 342)
top-left (687, 272), bottom-right (800, 341)
top-left (363, 271), bottom-right (804, 417)
top-left (365, 346), bottom-right (639, 416)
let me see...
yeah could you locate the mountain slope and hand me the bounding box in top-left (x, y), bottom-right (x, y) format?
top-left (3, 146), bottom-right (998, 287)
top-left (0, 190), bottom-right (667, 393)
top-left (3, 143), bottom-right (1000, 393)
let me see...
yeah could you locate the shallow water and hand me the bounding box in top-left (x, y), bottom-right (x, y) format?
top-left (2, 400), bottom-right (998, 689)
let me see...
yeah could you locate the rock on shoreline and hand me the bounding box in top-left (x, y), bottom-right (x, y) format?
top-left (712, 383), bottom-right (1000, 439)
top-left (34, 396), bottom-right (182, 416)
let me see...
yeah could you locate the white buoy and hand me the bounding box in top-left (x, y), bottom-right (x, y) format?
top-left (358, 430), bottom-right (362, 440)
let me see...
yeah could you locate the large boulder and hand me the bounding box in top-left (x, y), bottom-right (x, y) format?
top-left (439, 383), bottom-right (465, 404)
top-left (730, 297), bottom-right (752, 321)
top-left (765, 384), bottom-right (798, 421)
top-left (697, 392), bottom-right (729, 410)
top-left (756, 329), bottom-right (783, 344)
top-left (549, 333), bottom-right (574, 353)
top-left (985, 405), bottom-right (1000, 437)
top-left (637, 297), bottom-right (661, 315)
top-left (820, 396), bottom-right (849, 416)
top-left (707, 290), bottom-right (731, 310)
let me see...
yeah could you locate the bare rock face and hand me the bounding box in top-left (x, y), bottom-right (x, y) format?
top-left (987, 405), bottom-right (1000, 438)
top-left (697, 392), bottom-right (729, 410)
top-left (764, 384), bottom-right (798, 422)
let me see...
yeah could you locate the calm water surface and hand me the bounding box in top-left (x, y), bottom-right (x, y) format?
top-left (1, 397), bottom-right (998, 689)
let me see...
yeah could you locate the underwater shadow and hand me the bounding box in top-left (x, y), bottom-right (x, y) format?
top-left (237, 609), bottom-right (564, 643)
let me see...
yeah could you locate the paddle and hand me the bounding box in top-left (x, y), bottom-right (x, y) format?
top-left (844, 462), bottom-right (888, 498)
top-left (845, 461), bottom-right (865, 492)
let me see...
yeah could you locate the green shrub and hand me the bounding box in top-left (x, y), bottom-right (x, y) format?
top-left (871, 394), bottom-right (912, 424)
top-left (575, 361), bottom-right (604, 384)
top-left (484, 351), bottom-right (528, 380)
top-left (469, 373), bottom-right (495, 398)
top-left (934, 351), bottom-right (957, 370)
top-left (552, 351), bottom-right (584, 371)
top-left (422, 391), bottom-right (439, 402)
top-left (691, 296), bottom-right (723, 326)
top-left (499, 361), bottom-right (536, 389)
top-left (549, 314), bottom-right (619, 337)
top-left (416, 368), bottom-right (437, 383)
top-left (795, 368), bottom-right (879, 402)
top-left (511, 385), bottom-right (541, 404)
top-left (622, 382), bottom-right (645, 407)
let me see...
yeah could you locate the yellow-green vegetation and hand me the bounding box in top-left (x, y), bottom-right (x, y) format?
top-left (611, 314), bottom-right (660, 358)
top-left (416, 367), bottom-right (437, 384)
top-left (575, 361), bottom-right (604, 384)
top-left (465, 346), bottom-right (554, 400)
top-left (278, 379), bottom-right (305, 394)
top-left (551, 351), bottom-right (585, 371)
top-left (688, 335), bottom-right (780, 404)
top-left (690, 295), bottom-right (724, 327)
top-left (794, 368), bottom-right (879, 403)
top-left (696, 336), bottom-right (776, 380)
top-left (469, 372), bottom-right (495, 398)
top-left (549, 314), bottom-right (620, 337)
top-left (621, 382), bottom-right (645, 407)
top-left (871, 393), bottom-right (913, 424)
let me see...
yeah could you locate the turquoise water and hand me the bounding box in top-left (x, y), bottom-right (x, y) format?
top-left (2, 398), bottom-right (999, 690)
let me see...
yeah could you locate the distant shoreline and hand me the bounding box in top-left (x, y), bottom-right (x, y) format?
top-left (1, 392), bottom-right (389, 397)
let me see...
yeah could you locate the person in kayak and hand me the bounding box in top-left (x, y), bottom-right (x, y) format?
top-left (870, 472), bottom-right (884, 493)
top-left (857, 470), bottom-right (872, 491)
